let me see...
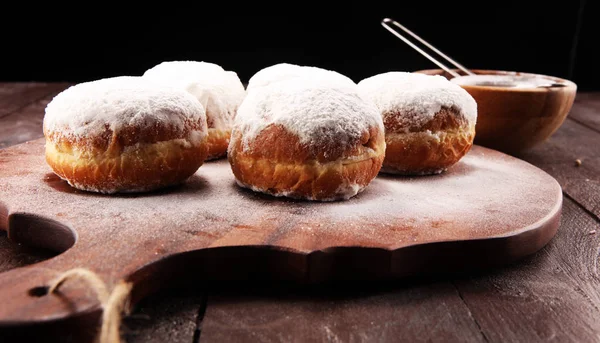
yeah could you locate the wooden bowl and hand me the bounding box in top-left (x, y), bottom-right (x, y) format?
top-left (414, 69), bottom-right (577, 155)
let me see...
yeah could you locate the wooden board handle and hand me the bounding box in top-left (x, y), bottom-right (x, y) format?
top-left (0, 211), bottom-right (103, 325)
top-left (0, 255), bottom-right (102, 325)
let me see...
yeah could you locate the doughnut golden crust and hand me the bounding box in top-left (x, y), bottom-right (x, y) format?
top-left (205, 128), bottom-right (231, 160)
top-left (44, 123), bottom-right (208, 193)
top-left (228, 124), bottom-right (385, 201)
top-left (43, 76), bottom-right (209, 193)
top-left (381, 107), bottom-right (475, 175)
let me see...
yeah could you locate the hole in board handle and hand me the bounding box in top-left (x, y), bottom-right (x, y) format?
top-left (28, 286), bottom-right (49, 297)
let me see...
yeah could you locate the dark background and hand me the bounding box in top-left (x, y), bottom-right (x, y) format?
top-left (2, 1), bottom-right (597, 90)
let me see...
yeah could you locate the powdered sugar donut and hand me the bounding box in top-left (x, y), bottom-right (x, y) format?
top-left (358, 72), bottom-right (477, 175)
top-left (246, 63), bottom-right (356, 91)
top-left (143, 61), bottom-right (246, 160)
top-left (228, 76), bottom-right (386, 201)
top-left (43, 76), bottom-right (209, 193)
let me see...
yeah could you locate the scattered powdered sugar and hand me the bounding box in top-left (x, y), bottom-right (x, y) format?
top-left (320, 146), bottom-right (561, 242)
top-left (44, 76), bottom-right (207, 139)
top-left (233, 76), bottom-right (383, 154)
top-left (142, 61), bottom-right (246, 130)
top-left (246, 63), bottom-right (356, 92)
top-left (357, 72), bottom-right (478, 131)
top-left (334, 183), bottom-right (363, 200)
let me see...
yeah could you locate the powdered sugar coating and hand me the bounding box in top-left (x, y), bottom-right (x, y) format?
top-left (44, 76), bottom-right (207, 141)
top-left (142, 61), bottom-right (246, 130)
top-left (246, 63), bottom-right (356, 92)
top-left (148, 60), bottom-right (225, 74)
top-left (232, 76), bottom-right (384, 155)
top-left (357, 72), bottom-right (478, 131)
top-left (451, 74), bottom-right (557, 88)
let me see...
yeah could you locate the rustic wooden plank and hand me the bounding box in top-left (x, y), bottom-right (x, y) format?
top-left (519, 118), bottom-right (600, 219)
top-left (200, 280), bottom-right (486, 342)
top-left (122, 288), bottom-right (205, 343)
top-left (0, 83), bottom-right (70, 149)
top-left (0, 82), bottom-right (69, 118)
top-left (573, 92), bottom-right (600, 109)
top-left (0, 314), bottom-right (100, 343)
top-left (569, 96), bottom-right (600, 133)
top-left (0, 83), bottom-right (45, 99)
top-left (455, 197), bottom-right (600, 342)
top-left (0, 97), bottom-right (53, 149)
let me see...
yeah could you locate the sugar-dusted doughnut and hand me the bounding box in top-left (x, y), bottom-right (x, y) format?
top-left (246, 63), bottom-right (355, 91)
top-left (143, 61), bottom-right (246, 160)
top-left (228, 75), bottom-right (385, 201)
top-left (43, 76), bottom-right (209, 193)
top-left (358, 72), bottom-right (477, 175)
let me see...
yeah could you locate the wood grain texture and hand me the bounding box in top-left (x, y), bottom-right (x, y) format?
top-left (570, 96), bottom-right (600, 133)
top-left (122, 288), bottom-right (206, 343)
top-left (0, 83), bottom-right (69, 119)
top-left (455, 197), bottom-right (600, 342)
top-left (519, 119), bottom-right (600, 220)
top-left (0, 91), bottom-right (67, 149)
top-left (201, 280), bottom-right (486, 343)
top-left (0, 139), bottom-right (560, 326)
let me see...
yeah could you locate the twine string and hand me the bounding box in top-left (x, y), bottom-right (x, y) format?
top-left (47, 268), bottom-right (133, 343)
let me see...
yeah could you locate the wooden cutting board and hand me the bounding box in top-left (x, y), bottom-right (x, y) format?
top-left (0, 138), bottom-right (561, 326)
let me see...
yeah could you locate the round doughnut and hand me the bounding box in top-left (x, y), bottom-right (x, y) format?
top-left (228, 76), bottom-right (386, 201)
top-left (246, 63), bottom-right (356, 92)
top-left (143, 61), bottom-right (246, 160)
top-left (358, 72), bottom-right (477, 175)
top-left (43, 76), bottom-right (209, 193)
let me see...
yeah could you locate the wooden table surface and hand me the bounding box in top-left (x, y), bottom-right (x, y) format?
top-left (0, 83), bottom-right (599, 343)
